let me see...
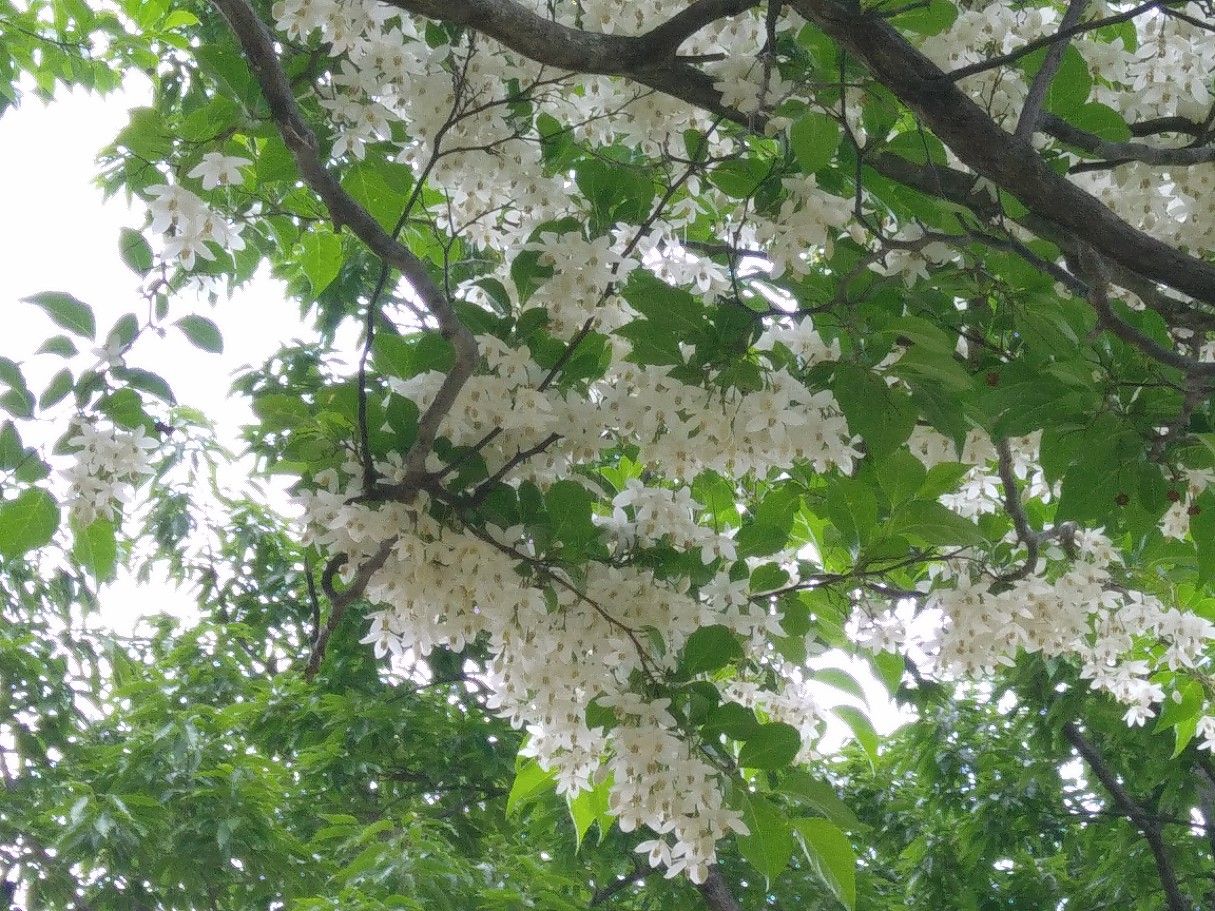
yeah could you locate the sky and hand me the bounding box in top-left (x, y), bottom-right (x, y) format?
top-left (0, 79), bottom-right (305, 630)
top-left (0, 79), bottom-right (906, 737)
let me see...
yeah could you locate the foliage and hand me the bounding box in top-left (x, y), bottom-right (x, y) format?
top-left (3, 0), bottom-right (1215, 908)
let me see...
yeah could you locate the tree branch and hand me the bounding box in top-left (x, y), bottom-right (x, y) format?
top-left (1077, 245), bottom-right (1215, 378)
top-left (1015, 0), bottom-right (1089, 140)
top-left (1044, 112), bottom-right (1215, 166)
top-left (1062, 721), bottom-right (1189, 911)
top-left (696, 867), bottom-right (743, 911)
top-left (787, 0), bottom-right (1215, 306)
top-left (945, 0), bottom-right (1168, 81)
top-left (208, 0), bottom-right (478, 493)
top-left (304, 539), bottom-right (396, 680)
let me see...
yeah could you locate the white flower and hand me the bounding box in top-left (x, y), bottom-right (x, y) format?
top-left (187, 152), bottom-right (251, 190)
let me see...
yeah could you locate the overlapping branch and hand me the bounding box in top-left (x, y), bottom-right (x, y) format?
top-left (1063, 721), bottom-right (1189, 911)
top-left (209, 0), bottom-right (478, 493)
top-left (1044, 112), bottom-right (1215, 167)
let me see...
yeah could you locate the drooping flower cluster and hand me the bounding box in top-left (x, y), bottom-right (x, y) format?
top-left (299, 455), bottom-right (793, 881)
top-left (61, 420), bottom-right (158, 525)
top-left (249, 0), bottom-right (1215, 882)
top-left (146, 182), bottom-right (247, 270)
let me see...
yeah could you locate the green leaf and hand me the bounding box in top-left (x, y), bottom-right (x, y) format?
top-left (737, 484), bottom-right (800, 558)
top-left (373, 332), bottom-right (454, 379)
top-left (832, 705), bottom-right (878, 769)
top-left (24, 291), bottom-right (96, 338)
top-left (813, 668), bottom-right (866, 702)
top-left (0, 488), bottom-right (60, 558)
top-left (38, 335), bottom-right (78, 358)
top-left (1068, 102), bottom-right (1132, 143)
top-left (506, 758), bottom-right (556, 815)
top-left (789, 112), bottom-right (841, 174)
top-left (888, 499), bottom-right (984, 547)
top-left (792, 817), bottom-right (857, 909)
top-left (693, 471), bottom-right (740, 526)
top-left (681, 625), bottom-right (743, 676)
top-left (894, 0), bottom-right (957, 35)
top-left (779, 772), bottom-right (863, 832)
top-left (72, 517), bottom-right (117, 579)
top-left (1192, 492), bottom-right (1215, 584)
top-left (567, 776), bottom-right (613, 850)
top-left (300, 231), bottom-right (344, 295)
top-left (119, 227), bottom-right (153, 274)
top-left (106, 313), bottom-right (140, 352)
top-left (545, 480), bottom-right (599, 552)
top-left (832, 365), bottom-right (917, 459)
top-left (875, 450), bottom-right (927, 507)
top-left (738, 792), bottom-right (795, 883)
top-left (573, 158), bottom-right (656, 224)
top-left (39, 369), bottom-right (73, 410)
top-left (0, 422), bottom-right (22, 470)
top-left (175, 315), bottom-right (224, 353)
top-left (739, 722), bottom-right (801, 769)
top-left (702, 702), bottom-right (762, 740)
top-left (826, 476), bottom-right (878, 550)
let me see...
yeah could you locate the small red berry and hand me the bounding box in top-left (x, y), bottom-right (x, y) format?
top-left (1167, 489), bottom-right (1182, 503)
top-left (984, 371), bottom-right (1000, 387)
top-left (1188, 505), bottom-right (1202, 517)
top-left (1114, 492), bottom-right (1129, 507)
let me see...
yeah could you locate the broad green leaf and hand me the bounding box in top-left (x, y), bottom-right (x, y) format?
top-left (175, 315), bottom-right (224, 353)
top-left (833, 705), bottom-right (878, 769)
top-left (813, 668), bottom-right (866, 703)
top-left (888, 499), bottom-right (984, 547)
top-left (792, 817), bottom-right (857, 909)
top-left (72, 517), bottom-right (117, 579)
top-left (779, 772), bottom-right (864, 831)
top-left (702, 702), bottom-right (762, 740)
top-left (739, 722), bottom-right (801, 769)
top-left (300, 231), bottom-right (343, 294)
top-left (0, 422), bottom-right (22, 469)
top-left (680, 625), bottom-right (743, 676)
top-left (39, 369), bottom-right (73, 410)
top-left (567, 776), bottom-right (612, 850)
top-left (38, 335), bottom-right (78, 358)
top-left (545, 480), bottom-right (598, 551)
top-left (506, 758), bottom-right (556, 815)
top-left (24, 291), bottom-right (96, 338)
top-left (826, 476), bottom-right (878, 550)
top-left (119, 227), bottom-right (153, 274)
top-left (738, 792), bottom-right (795, 883)
top-left (106, 313), bottom-right (140, 351)
top-left (373, 332), bottom-right (454, 379)
top-left (832, 365), bottom-right (917, 460)
top-left (737, 484), bottom-right (800, 558)
top-left (0, 488), bottom-right (60, 558)
top-left (789, 112), bottom-right (841, 174)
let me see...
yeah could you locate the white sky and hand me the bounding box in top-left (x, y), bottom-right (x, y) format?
top-left (0, 80), bottom-right (305, 630)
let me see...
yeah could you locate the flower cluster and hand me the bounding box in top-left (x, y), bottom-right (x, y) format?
top-left (61, 420), bottom-right (158, 525)
top-left (146, 181), bottom-right (246, 270)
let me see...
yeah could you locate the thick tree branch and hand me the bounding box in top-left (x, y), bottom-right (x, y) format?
top-left (209, 0), bottom-right (478, 491)
top-left (697, 867), bottom-right (743, 911)
top-left (382, 0), bottom-right (753, 119)
top-left (380, 0), bottom-right (1215, 307)
top-left (1077, 245), bottom-right (1215, 377)
top-left (1044, 112), bottom-right (1215, 166)
top-left (1062, 721), bottom-right (1189, 911)
top-left (788, 0), bottom-right (1215, 306)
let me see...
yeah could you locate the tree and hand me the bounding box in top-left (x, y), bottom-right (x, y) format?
top-left (2, 0), bottom-right (1215, 907)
